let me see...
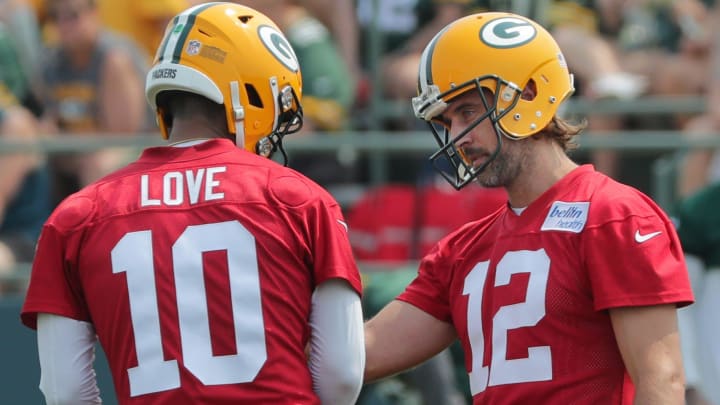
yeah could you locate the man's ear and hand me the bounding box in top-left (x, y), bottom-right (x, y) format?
top-left (521, 79), bottom-right (537, 101)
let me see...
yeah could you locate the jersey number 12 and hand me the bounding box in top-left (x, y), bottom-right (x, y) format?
top-left (463, 249), bottom-right (552, 394)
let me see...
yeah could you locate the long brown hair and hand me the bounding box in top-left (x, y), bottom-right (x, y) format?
top-left (539, 115), bottom-right (587, 152)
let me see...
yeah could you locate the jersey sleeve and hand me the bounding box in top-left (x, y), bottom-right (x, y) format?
top-left (307, 192), bottom-right (363, 296)
top-left (396, 241), bottom-right (453, 323)
top-left (583, 194), bottom-right (694, 310)
top-left (21, 223), bottom-right (89, 329)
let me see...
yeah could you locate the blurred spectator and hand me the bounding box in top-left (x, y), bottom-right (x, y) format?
top-left (547, 0), bottom-right (712, 180)
top-left (674, 181), bottom-right (720, 405)
top-left (0, 15), bottom-right (49, 292)
top-left (234, 0), bottom-right (360, 190)
top-left (676, 3), bottom-right (720, 199)
top-left (228, 0), bottom-right (356, 132)
top-left (41, 0), bottom-right (151, 206)
top-left (353, 0), bottom-right (475, 187)
top-left (0, 20), bottom-right (44, 117)
top-left (608, 0), bottom-right (710, 99)
top-left (96, 0), bottom-right (189, 60)
top-left (0, 103), bottom-right (50, 294)
top-left (547, 0), bottom-right (648, 179)
top-left (0, 0), bottom-right (44, 108)
top-left (357, 0), bottom-right (471, 104)
top-left (188, 0), bottom-right (362, 100)
top-left (548, 1), bottom-right (649, 101)
top-left (294, 0), bottom-right (362, 100)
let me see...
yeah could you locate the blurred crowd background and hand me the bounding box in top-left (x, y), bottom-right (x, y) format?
top-left (1, 0), bottom-right (719, 404)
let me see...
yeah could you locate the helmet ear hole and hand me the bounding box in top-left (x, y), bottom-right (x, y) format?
top-left (245, 84), bottom-right (263, 108)
top-left (521, 79), bottom-right (537, 101)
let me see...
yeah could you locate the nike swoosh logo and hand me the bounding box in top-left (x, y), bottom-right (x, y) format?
top-left (635, 230), bottom-right (662, 243)
top-left (337, 219), bottom-right (348, 232)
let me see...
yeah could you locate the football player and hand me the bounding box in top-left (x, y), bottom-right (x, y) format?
top-left (21, 3), bottom-right (364, 404)
top-left (364, 12), bottom-right (694, 405)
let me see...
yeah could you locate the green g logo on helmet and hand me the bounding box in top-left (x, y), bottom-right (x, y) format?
top-left (480, 17), bottom-right (536, 48)
top-left (258, 25), bottom-right (299, 72)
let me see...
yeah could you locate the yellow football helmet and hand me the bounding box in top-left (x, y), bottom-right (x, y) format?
top-left (145, 2), bottom-right (303, 159)
top-left (411, 12), bottom-right (574, 188)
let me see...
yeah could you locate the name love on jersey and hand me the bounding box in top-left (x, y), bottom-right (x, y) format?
top-left (140, 166), bottom-right (226, 207)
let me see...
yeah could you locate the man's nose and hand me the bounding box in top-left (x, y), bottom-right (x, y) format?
top-left (452, 126), bottom-right (472, 148)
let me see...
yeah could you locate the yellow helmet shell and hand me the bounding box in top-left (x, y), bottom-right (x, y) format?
top-left (414, 12), bottom-right (574, 138)
top-left (146, 2), bottom-right (303, 153)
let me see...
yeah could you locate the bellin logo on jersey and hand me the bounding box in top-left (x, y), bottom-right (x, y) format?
top-left (258, 25), bottom-right (299, 72)
top-left (541, 201), bottom-right (590, 233)
top-left (480, 17), bottom-right (537, 48)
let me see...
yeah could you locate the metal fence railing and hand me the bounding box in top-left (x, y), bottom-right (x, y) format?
top-left (2, 127), bottom-right (720, 196)
top-left (2, 113), bottom-right (720, 294)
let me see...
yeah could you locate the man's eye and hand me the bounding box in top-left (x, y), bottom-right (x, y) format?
top-left (461, 110), bottom-right (476, 120)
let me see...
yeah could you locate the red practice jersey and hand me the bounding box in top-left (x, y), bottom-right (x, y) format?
top-left (22, 139), bottom-right (362, 404)
top-left (398, 165), bottom-right (693, 404)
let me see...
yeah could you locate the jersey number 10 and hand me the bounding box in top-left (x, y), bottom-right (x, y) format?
top-left (111, 220), bottom-right (267, 397)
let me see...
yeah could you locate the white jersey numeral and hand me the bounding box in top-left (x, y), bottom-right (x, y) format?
top-left (463, 249), bottom-right (552, 394)
top-left (111, 221), bottom-right (267, 397)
